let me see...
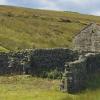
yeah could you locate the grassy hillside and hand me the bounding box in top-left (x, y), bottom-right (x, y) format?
top-left (0, 5), bottom-right (100, 51)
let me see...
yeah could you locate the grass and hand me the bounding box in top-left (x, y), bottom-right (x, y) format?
top-left (0, 5), bottom-right (100, 51)
top-left (0, 75), bottom-right (100, 100)
top-left (0, 75), bottom-right (66, 100)
top-left (0, 46), bottom-right (9, 52)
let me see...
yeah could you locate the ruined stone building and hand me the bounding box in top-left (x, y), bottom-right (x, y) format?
top-left (73, 23), bottom-right (100, 52)
top-left (63, 23), bottom-right (100, 93)
top-left (0, 23), bottom-right (100, 93)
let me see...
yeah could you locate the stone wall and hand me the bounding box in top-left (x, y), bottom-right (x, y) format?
top-left (73, 23), bottom-right (100, 52)
top-left (63, 53), bottom-right (100, 93)
top-left (0, 50), bottom-right (31, 75)
top-left (64, 55), bottom-right (87, 93)
top-left (0, 48), bottom-right (100, 93)
top-left (30, 48), bottom-right (78, 77)
top-left (0, 53), bottom-right (9, 75)
top-left (0, 48), bottom-right (78, 76)
top-left (86, 53), bottom-right (100, 73)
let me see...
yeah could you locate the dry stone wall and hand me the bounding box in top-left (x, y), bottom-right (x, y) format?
top-left (63, 53), bottom-right (100, 93)
top-left (64, 55), bottom-right (87, 93)
top-left (30, 48), bottom-right (78, 77)
top-left (0, 48), bottom-right (78, 76)
top-left (0, 53), bottom-right (9, 75)
top-left (0, 50), bottom-right (32, 75)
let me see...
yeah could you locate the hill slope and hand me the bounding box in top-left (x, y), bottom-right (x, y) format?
top-left (0, 5), bottom-right (100, 51)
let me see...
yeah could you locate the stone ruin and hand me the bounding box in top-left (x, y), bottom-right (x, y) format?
top-left (61, 23), bottom-right (100, 93)
top-left (30, 48), bottom-right (78, 77)
top-left (73, 23), bottom-right (100, 52)
top-left (0, 52), bottom-right (30, 75)
top-left (0, 53), bottom-right (9, 74)
top-left (0, 49), bottom-right (78, 76)
top-left (0, 23), bottom-right (100, 93)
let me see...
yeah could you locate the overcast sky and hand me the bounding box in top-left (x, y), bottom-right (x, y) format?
top-left (0, 0), bottom-right (100, 16)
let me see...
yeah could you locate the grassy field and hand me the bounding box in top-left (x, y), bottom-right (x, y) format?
top-left (1, 6), bottom-right (100, 51)
top-left (0, 75), bottom-right (100, 100)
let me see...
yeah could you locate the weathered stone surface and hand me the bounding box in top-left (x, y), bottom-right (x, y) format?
top-left (30, 48), bottom-right (78, 76)
top-left (85, 53), bottom-right (100, 73)
top-left (63, 54), bottom-right (87, 93)
top-left (0, 53), bottom-right (9, 74)
top-left (0, 48), bottom-right (78, 76)
top-left (63, 53), bottom-right (100, 93)
top-left (0, 50), bottom-right (31, 75)
top-left (73, 23), bottom-right (100, 52)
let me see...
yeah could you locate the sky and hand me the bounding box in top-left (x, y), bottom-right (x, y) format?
top-left (0, 0), bottom-right (100, 16)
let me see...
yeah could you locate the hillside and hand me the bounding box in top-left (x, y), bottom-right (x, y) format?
top-left (0, 6), bottom-right (100, 52)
